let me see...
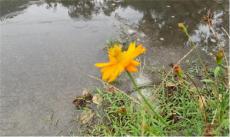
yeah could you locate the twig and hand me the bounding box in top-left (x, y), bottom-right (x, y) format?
top-left (221, 27), bottom-right (230, 39)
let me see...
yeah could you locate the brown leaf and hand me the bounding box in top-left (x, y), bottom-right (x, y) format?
top-left (73, 97), bottom-right (86, 109)
top-left (82, 89), bottom-right (93, 101)
top-left (203, 123), bottom-right (214, 136)
top-left (141, 122), bottom-right (149, 131)
top-left (165, 82), bottom-right (177, 97)
top-left (166, 82), bottom-right (177, 89)
top-left (105, 86), bottom-right (117, 93)
top-left (168, 112), bottom-right (180, 123)
top-left (117, 106), bottom-right (127, 115)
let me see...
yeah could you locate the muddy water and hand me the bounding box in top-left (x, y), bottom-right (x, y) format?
top-left (0, 0), bottom-right (228, 135)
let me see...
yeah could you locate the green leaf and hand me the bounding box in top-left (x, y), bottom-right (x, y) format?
top-left (214, 66), bottom-right (221, 78)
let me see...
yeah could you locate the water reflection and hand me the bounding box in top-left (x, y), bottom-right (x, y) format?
top-left (0, 0), bottom-right (31, 19)
top-left (44, 0), bottom-right (122, 19)
top-left (45, 0), bottom-right (100, 19)
top-left (2, 0), bottom-right (228, 40)
top-left (1, 0), bottom-right (228, 26)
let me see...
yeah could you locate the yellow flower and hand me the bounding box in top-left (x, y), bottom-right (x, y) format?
top-left (95, 42), bottom-right (146, 82)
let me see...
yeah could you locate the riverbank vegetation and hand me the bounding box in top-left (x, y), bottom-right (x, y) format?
top-left (73, 21), bottom-right (229, 136)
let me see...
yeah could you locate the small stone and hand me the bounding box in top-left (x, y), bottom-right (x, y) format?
top-left (171, 15), bottom-right (175, 18)
top-left (160, 37), bottom-right (164, 41)
top-left (166, 5), bottom-right (171, 8)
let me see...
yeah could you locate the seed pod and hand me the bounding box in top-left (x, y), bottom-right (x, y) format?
top-left (178, 22), bottom-right (189, 36)
top-left (173, 64), bottom-right (184, 78)
top-left (216, 49), bottom-right (224, 65)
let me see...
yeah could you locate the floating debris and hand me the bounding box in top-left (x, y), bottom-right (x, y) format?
top-left (73, 89), bottom-right (93, 109)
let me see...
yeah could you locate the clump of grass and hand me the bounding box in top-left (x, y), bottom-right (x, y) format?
top-left (82, 57), bottom-right (228, 136)
top-left (77, 17), bottom-right (229, 136)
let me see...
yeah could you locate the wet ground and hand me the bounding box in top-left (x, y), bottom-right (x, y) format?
top-left (0, 0), bottom-right (229, 135)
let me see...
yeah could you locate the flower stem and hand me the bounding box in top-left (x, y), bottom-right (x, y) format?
top-left (126, 71), bottom-right (166, 125)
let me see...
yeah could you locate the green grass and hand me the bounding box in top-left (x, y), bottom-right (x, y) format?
top-left (80, 58), bottom-right (229, 136)
top-left (77, 21), bottom-right (229, 136)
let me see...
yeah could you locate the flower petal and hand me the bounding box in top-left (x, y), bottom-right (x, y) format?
top-left (126, 43), bottom-right (145, 59)
top-left (108, 65), bottom-right (124, 82)
top-left (126, 65), bottom-right (138, 72)
top-left (130, 60), bottom-right (140, 66)
top-left (95, 62), bottom-right (111, 68)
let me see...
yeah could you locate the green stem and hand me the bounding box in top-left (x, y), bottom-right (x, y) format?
top-left (126, 71), bottom-right (166, 125)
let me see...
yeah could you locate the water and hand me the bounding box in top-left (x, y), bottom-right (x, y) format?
top-left (0, 0), bottom-right (228, 135)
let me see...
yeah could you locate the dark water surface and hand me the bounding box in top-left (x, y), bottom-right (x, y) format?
top-left (0, 0), bottom-right (229, 135)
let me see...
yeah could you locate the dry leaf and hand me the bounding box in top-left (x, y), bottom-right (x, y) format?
top-left (141, 122), bottom-right (149, 131)
top-left (203, 123), bottom-right (214, 136)
top-left (92, 94), bottom-right (103, 105)
top-left (105, 86), bottom-right (116, 93)
top-left (198, 96), bottom-right (207, 112)
top-left (80, 109), bottom-right (95, 124)
top-left (117, 106), bottom-right (127, 114)
top-left (82, 89), bottom-right (93, 101)
top-left (73, 97), bottom-right (86, 109)
top-left (165, 82), bottom-right (177, 97)
top-left (168, 112), bottom-right (180, 123)
top-left (73, 89), bottom-right (93, 108)
top-left (166, 82), bottom-right (177, 89)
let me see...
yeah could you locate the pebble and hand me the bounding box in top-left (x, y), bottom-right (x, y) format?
top-left (160, 37), bottom-right (164, 41)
